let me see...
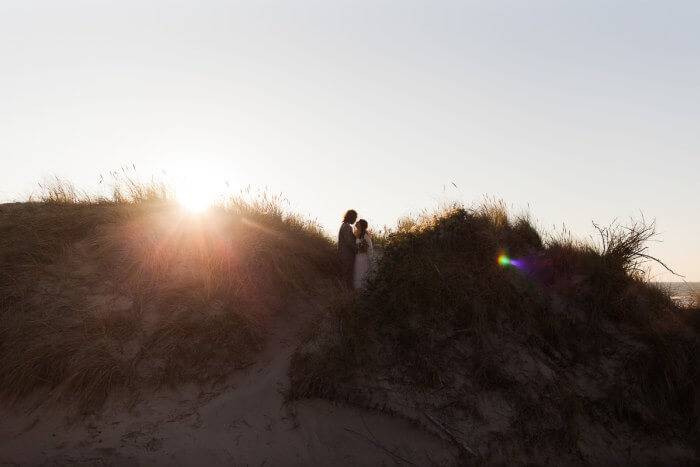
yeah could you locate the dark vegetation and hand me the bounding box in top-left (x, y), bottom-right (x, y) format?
top-left (290, 203), bottom-right (699, 465)
top-left (2, 175), bottom-right (697, 464)
top-left (0, 178), bottom-right (337, 409)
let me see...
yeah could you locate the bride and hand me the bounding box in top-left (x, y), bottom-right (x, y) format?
top-left (353, 219), bottom-right (374, 289)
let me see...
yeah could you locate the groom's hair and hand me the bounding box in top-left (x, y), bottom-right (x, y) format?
top-left (343, 210), bottom-right (358, 223)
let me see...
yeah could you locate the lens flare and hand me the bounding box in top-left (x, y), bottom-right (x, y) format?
top-left (498, 253), bottom-right (527, 270)
top-left (498, 254), bottom-right (511, 266)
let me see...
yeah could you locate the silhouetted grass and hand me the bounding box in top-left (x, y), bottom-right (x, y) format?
top-left (0, 177), bottom-right (338, 410)
top-left (289, 203), bottom-right (698, 464)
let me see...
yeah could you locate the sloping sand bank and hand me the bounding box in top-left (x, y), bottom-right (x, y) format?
top-left (0, 302), bottom-right (457, 466)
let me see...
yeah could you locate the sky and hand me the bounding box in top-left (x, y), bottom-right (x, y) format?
top-left (1, 1), bottom-right (698, 280)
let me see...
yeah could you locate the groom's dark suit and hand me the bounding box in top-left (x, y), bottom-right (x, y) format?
top-left (338, 222), bottom-right (357, 287)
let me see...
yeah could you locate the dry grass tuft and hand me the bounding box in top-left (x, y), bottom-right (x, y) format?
top-left (0, 178), bottom-right (338, 410)
top-left (289, 202), bottom-right (698, 465)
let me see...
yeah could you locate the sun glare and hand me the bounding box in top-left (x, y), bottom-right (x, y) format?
top-left (179, 189), bottom-right (212, 213)
top-left (168, 160), bottom-right (236, 214)
top-left (175, 172), bottom-right (219, 214)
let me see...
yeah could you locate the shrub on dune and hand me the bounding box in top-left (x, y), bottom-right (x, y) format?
top-left (290, 203), bottom-right (698, 464)
top-left (0, 179), bottom-right (337, 409)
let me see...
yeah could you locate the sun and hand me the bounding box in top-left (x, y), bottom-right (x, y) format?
top-left (178, 189), bottom-right (212, 213)
top-left (175, 177), bottom-right (218, 214)
top-left (168, 160), bottom-right (233, 214)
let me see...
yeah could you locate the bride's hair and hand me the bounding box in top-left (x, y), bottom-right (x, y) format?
top-left (356, 219), bottom-right (368, 239)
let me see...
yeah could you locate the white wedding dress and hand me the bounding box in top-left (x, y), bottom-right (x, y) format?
top-left (353, 234), bottom-right (374, 289)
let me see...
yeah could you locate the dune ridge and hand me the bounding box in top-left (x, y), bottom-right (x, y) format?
top-left (0, 180), bottom-right (698, 465)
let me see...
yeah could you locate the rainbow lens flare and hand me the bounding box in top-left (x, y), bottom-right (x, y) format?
top-left (498, 253), bottom-right (526, 269)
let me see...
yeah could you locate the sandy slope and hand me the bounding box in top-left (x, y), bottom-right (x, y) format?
top-left (0, 300), bottom-right (457, 466)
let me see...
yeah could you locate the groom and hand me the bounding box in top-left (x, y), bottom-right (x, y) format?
top-left (338, 209), bottom-right (358, 287)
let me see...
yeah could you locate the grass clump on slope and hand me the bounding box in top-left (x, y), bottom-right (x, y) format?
top-left (0, 178), bottom-right (337, 410)
top-left (290, 203), bottom-right (698, 465)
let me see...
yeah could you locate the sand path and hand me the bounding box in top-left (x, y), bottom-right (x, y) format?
top-left (0, 300), bottom-right (456, 466)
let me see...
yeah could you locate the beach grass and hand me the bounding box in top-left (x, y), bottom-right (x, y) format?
top-left (1, 176), bottom-right (697, 462)
top-left (0, 177), bottom-right (338, 409)
top-left (289, 202), bottom-right (698, 463)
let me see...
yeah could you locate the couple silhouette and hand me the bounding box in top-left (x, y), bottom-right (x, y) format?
top-left (337, 209), bottom-right (374, 289)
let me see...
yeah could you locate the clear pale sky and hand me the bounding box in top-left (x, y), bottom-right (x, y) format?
top-left (1, 1), bottom-right (698, 280)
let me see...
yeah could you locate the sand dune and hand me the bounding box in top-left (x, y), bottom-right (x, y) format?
top-left (1, 199), bottom-right (697, 465)
top-left (0, 299), bottom-right (457, 466)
